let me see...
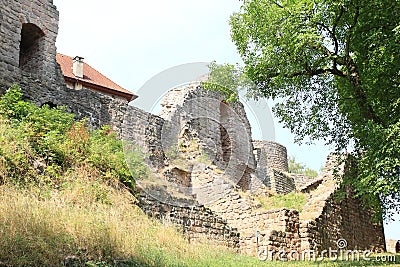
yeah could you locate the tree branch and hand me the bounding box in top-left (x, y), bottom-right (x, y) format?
top-left (332, 6), bottom-right (344, 67)
top-left (287, 68), bottom-right (346, 78)
top-left (269, 0), bottom-right (284, 8)
top-left (342, 5), bottom-right (386, 126)
top-left (346, 58), bottom-right (385, 126)
top-left (316, 22), bottom-right (337, 47)
top-left (314, 6), bottom-right (345, 76)
top-left (311, 43), bottom-right (333, 57)
top-left (345, 5), bottom-right (360, 58)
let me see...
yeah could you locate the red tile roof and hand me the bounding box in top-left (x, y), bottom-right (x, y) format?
top-left (56, 53), bottom-right (137, 101)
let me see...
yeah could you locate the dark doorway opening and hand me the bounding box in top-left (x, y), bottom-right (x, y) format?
top-left (19, 23), bottom-right (45, 73)
top-left (220, 101), bottom-right (232, 166)
top-left (41, 102), bottom-right (57, 109)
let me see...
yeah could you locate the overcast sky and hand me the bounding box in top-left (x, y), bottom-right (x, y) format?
top-left (53, 0), bottom-right (398, 239)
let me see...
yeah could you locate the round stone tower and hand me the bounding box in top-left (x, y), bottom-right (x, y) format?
top-left (253, 140), bottom-right (288, 173)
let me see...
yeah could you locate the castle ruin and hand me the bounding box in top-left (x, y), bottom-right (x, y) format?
top-left (0, 0), bottom-right (386, 258)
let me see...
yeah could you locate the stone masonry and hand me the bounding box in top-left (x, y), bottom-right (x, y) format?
top-left (299, 154), bottom-right (386, 253)
top-left (0, 0), bottom-right (387, 258)
top-left (0, 0), bottom-right (129, 130)
top-left (137, 189), bottom-right (240, 248)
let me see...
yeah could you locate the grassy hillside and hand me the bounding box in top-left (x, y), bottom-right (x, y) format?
top-left (0, 85), bottom-right (398, 267)
top-left (0, 85), bottom-right (246, 266)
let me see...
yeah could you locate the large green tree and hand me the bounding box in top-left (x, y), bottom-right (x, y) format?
top-left (228, 0), bottom-right (400, 219)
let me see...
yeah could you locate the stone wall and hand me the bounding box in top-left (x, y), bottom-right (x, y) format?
top-left (269, 169), bottom-right (296, 195)
top-left (243, 209), bottom-right (301, 257)
top-left (121, 105), bottom-right (166, 170)
top-left (0, 0), bottom-right (61, 93)
top-left (253, 142), bottom-right (271, 189)
top-left (136, 190), bottom-right (240, 248)
top-left (198, 172), bottom-right (300, 256)
top-left (159, 83), bottom-right (257, 190)
top-left (291, 173), bottom-right (317, 191)
top-left (299, 154), bottom-right (386, 253)
top-left (300, 191), bottom-right (386, 253)
top-left (253, 140), bottom-right (288, 173)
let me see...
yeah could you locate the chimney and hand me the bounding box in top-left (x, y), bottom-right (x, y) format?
top-left (72, 56), bottom-right (84, 78)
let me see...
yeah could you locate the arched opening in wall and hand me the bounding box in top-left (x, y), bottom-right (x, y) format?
top-left (19, 23), bottom-right (45, 73)
top-left (220, 101), bottom-right (232, 167)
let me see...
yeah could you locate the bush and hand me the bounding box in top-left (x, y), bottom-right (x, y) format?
top-left (0, 84), bottom-right (145, 190)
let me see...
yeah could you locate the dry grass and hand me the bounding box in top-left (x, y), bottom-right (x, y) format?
top-left (0, 165), bottom-right (230, 267)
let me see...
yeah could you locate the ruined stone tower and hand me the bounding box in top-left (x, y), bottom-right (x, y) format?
top-left (0, 0), bottom-right (129, 128)
top-left (0, 0), bottom-right (64, 98)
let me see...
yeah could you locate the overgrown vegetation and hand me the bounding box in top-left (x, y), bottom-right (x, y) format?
top-left (0, 85), bottom-right (250, 266)
top-left (202, 61), bottom-right (243, 102)
top-left (0, 84), bottom-right (142, 189)
top-left (257, 192), bottom-right (307, 212)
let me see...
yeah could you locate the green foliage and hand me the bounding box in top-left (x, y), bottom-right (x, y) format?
top-left (257, 192), bottom-right (307, 212)
top-left (229, 0), bottom-right (400, 219)
top-left (0, 84), bottom-right (35, 121)
top-left (90, 128), bottom-right (148, 189)
top-left (0, 84), bottom-right (143, 190)
top-left (0, 84), bottom-right (74, 131)
top-left (202, 61), bottom-right (258, 102)
top-left (288, 156), bottom-right (318, 178)
top-left (0, 84), bottom-right (74, 165)
top-left (202, 61), bottom-right (241, 102)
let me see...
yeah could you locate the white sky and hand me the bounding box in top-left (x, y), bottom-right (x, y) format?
top-left (53, 0), bottom-right (398, 240)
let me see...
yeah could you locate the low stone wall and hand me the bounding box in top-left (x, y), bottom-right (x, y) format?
top-left (291, 173), bottom-right (316, 191)
top-left (198, 173), bottom-right (300, 256)
top-left (306, 187), bottom-right (386, 252)
top-left (246, 209), bottom-right (301, 257)
top-left (269, 169), bottom-right (295, 195)
top-left (136, 190), bottom-right (240, 248)
top-left (299, 154), bottom-right (386, 254)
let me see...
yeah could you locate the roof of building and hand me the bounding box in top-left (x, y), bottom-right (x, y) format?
top-left (56, 53), bottom-right (137, 101)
